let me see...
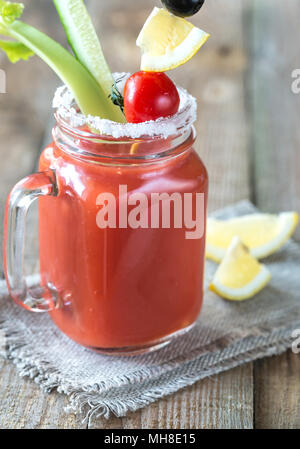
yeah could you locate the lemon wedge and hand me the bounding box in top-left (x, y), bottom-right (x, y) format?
top-left (210, 236), bottom-right (271, 301)
top-left (206, 212), bottom-right (299, 263)
top-left (136, 7), bottom-right (210, 72)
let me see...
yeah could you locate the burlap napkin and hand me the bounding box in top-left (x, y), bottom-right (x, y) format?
top-left (1, 200), bottom-right (299, 424)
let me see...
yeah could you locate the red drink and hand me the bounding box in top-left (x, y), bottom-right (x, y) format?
top-left (4, 92), bottom-right (208, 355)
top-left (2, 1), bottom-right (211, 356)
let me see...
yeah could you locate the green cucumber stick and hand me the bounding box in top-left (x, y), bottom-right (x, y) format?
top-left (0, 1), bottom-right (118, 119)
top-left (53, 0), bottom-right (126, 123)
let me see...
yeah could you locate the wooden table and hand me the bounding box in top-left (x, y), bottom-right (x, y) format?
top-left (0, 0), bottom-right (299, 429)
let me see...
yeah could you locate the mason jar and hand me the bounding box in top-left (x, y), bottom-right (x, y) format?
top-left (4, 85), bottom-right (208, 355)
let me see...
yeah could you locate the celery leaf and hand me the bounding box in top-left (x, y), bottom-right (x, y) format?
top-left (0, 39), bottom-right (33, 62)
top-left (0, 1), bottom-right (24, 25)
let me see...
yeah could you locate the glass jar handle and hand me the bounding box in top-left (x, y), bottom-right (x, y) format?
top-left (3, 171), bottom-right (58, 312)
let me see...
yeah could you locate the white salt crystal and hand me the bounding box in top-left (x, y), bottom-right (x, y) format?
top-left (52, 73), bottom-right (197, 140)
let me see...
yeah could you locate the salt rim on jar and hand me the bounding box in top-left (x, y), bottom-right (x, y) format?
top-left (52, 73), bottom-right (197, 140)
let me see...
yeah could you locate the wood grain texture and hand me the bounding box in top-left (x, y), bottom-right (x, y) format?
top-left (254, 351), bottom-right (300, 429)
top-left (89, 0), bottom-right (254, 429)
top-left (249, 0), bottom-right (300, 429)
top-left (0, 0), bottom-right (63, 275)
top-left (0, 0), bottom-right (298, 429)
top-left (249, 0), bottom-right (300, 239)
top-left (0, 0), bottom-right (85, 430)
top-left (0, 360), bottom-right (85, 429)
top-left (0, 0), bottom-right (253, 430)
top-left (122, 364), bottom-right (253, 430)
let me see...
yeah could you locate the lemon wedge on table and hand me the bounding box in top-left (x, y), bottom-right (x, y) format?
top-left (136, 7), bottom-right (210, 72)
top-left (210, 237), bottom-right (271, 301)
top-left (206, 212), bottom-right (299, 263)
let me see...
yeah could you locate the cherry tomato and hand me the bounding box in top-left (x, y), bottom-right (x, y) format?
top-left (124, 71), bottom-right (180, 123)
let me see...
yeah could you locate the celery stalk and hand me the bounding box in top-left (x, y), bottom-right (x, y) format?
top-left (7, 22), bottom-right (112, 118)
top-left (53, 0), bottom-right (125, 123)
top-left (0, 1), bottom-right (123, 120)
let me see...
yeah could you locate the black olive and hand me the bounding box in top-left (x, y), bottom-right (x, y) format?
top-left (161, 0), bottom-right (205, 18)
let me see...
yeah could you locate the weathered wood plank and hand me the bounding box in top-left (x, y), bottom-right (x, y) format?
top-left (250, 0), bottom-right (300, 239)
top-left (122, 364), bottom-right (253, 429)
top-left (0, 0), bottom-right (85, 429)
top-left (249, 0), bottom-right (300, 429)
top-left (0, 360), bottom-right (86, 429)
top-left (89, 0), bottom-right (254, 429)
top-left (1, 0), bottom-right (255, 429)
top-left (254, 351), bottom-right (300, 429)
top-left (0, 0), bottom-right (63, 274)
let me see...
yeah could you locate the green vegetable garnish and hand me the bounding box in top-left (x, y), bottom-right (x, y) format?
top-left (53, 0), bottom-right (125, 123)
top-left (0, 38), bottom-right (33, 62)
top-left (0, 1), bottom-right (125, 122)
